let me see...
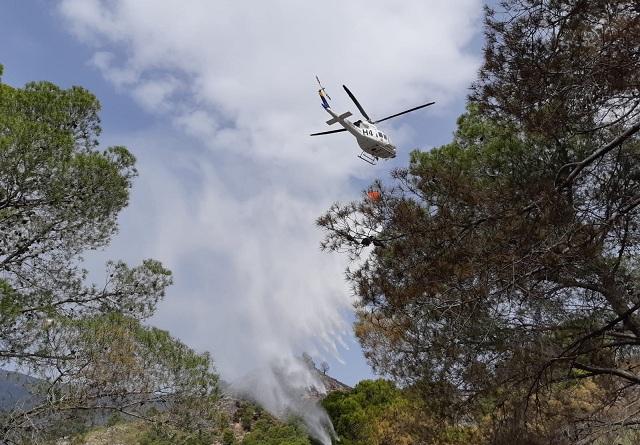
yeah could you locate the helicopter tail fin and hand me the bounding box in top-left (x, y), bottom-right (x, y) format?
top-left (319, 89), bottom-right (330, 109)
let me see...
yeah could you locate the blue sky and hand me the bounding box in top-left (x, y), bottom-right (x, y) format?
top-left (1, 1), bottom-right (487, 391)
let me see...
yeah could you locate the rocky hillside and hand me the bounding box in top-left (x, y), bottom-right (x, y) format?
top-left (0, 370), bottom-right (43, 411)
top-left (316, 369), bottom-right (351, 393)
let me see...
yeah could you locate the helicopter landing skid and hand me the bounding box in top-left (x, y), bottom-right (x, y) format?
top-left (358, 151), bottom-right (378, 165)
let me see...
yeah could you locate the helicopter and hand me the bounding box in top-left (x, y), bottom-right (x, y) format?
top-left (310, 76), bottom-right (435, 164)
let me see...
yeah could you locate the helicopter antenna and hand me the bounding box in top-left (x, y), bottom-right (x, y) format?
top-left (315, 75), bottom-right (331, 100)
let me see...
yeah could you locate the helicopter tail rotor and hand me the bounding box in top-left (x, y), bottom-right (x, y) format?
top-left (315, 75), bottom-right (331, 108)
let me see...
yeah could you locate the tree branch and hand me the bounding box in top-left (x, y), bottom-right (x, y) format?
top-left (573, 362), bottom-right (640, 385)
top-left (557, 120), bottom-right (640, 188)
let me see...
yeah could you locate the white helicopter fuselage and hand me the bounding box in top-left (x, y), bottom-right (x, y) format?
top-left (312, 79), bottom-right (433, 164)
top-left (323, 106), bottom-right (396, 160)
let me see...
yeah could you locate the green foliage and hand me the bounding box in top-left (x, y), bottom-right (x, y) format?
top-left (0, 279), bottom-right (21, 329)
top-left (241, 418), bottom-right (311, 445)
top-left (323, 380), bottom-right (478, 445)
top-left (324, 380), bottom-right (394, 441)
top-left (239, 403), bottom-right (254, 431)
top-left (106, 412), bottom-right (124, 427)
top-left (139, 424), bottom-right (214, 445)
top-left (222, 428), bottom-right (236, 445)
top-left (323, 380), bottom-right (404, 445)
top-left (0, 77), bottom-right (135, 260)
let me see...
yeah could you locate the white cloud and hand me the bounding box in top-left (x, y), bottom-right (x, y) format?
top-left (130, 77), bottom-right (180, 112)
top-left (58, 1), bottom-right (483, 441)
top-left (90, 51), bottom-right (140, 86)
top-left (61, 1), bottom-right (482, 168)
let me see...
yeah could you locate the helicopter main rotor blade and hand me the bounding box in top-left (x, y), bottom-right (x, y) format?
top-left (310, 128), bottom-right (347, 136)
top-left (373, 101), bottom-right (435, 124)
top-left (343, 85), bottom-right (371, 122)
